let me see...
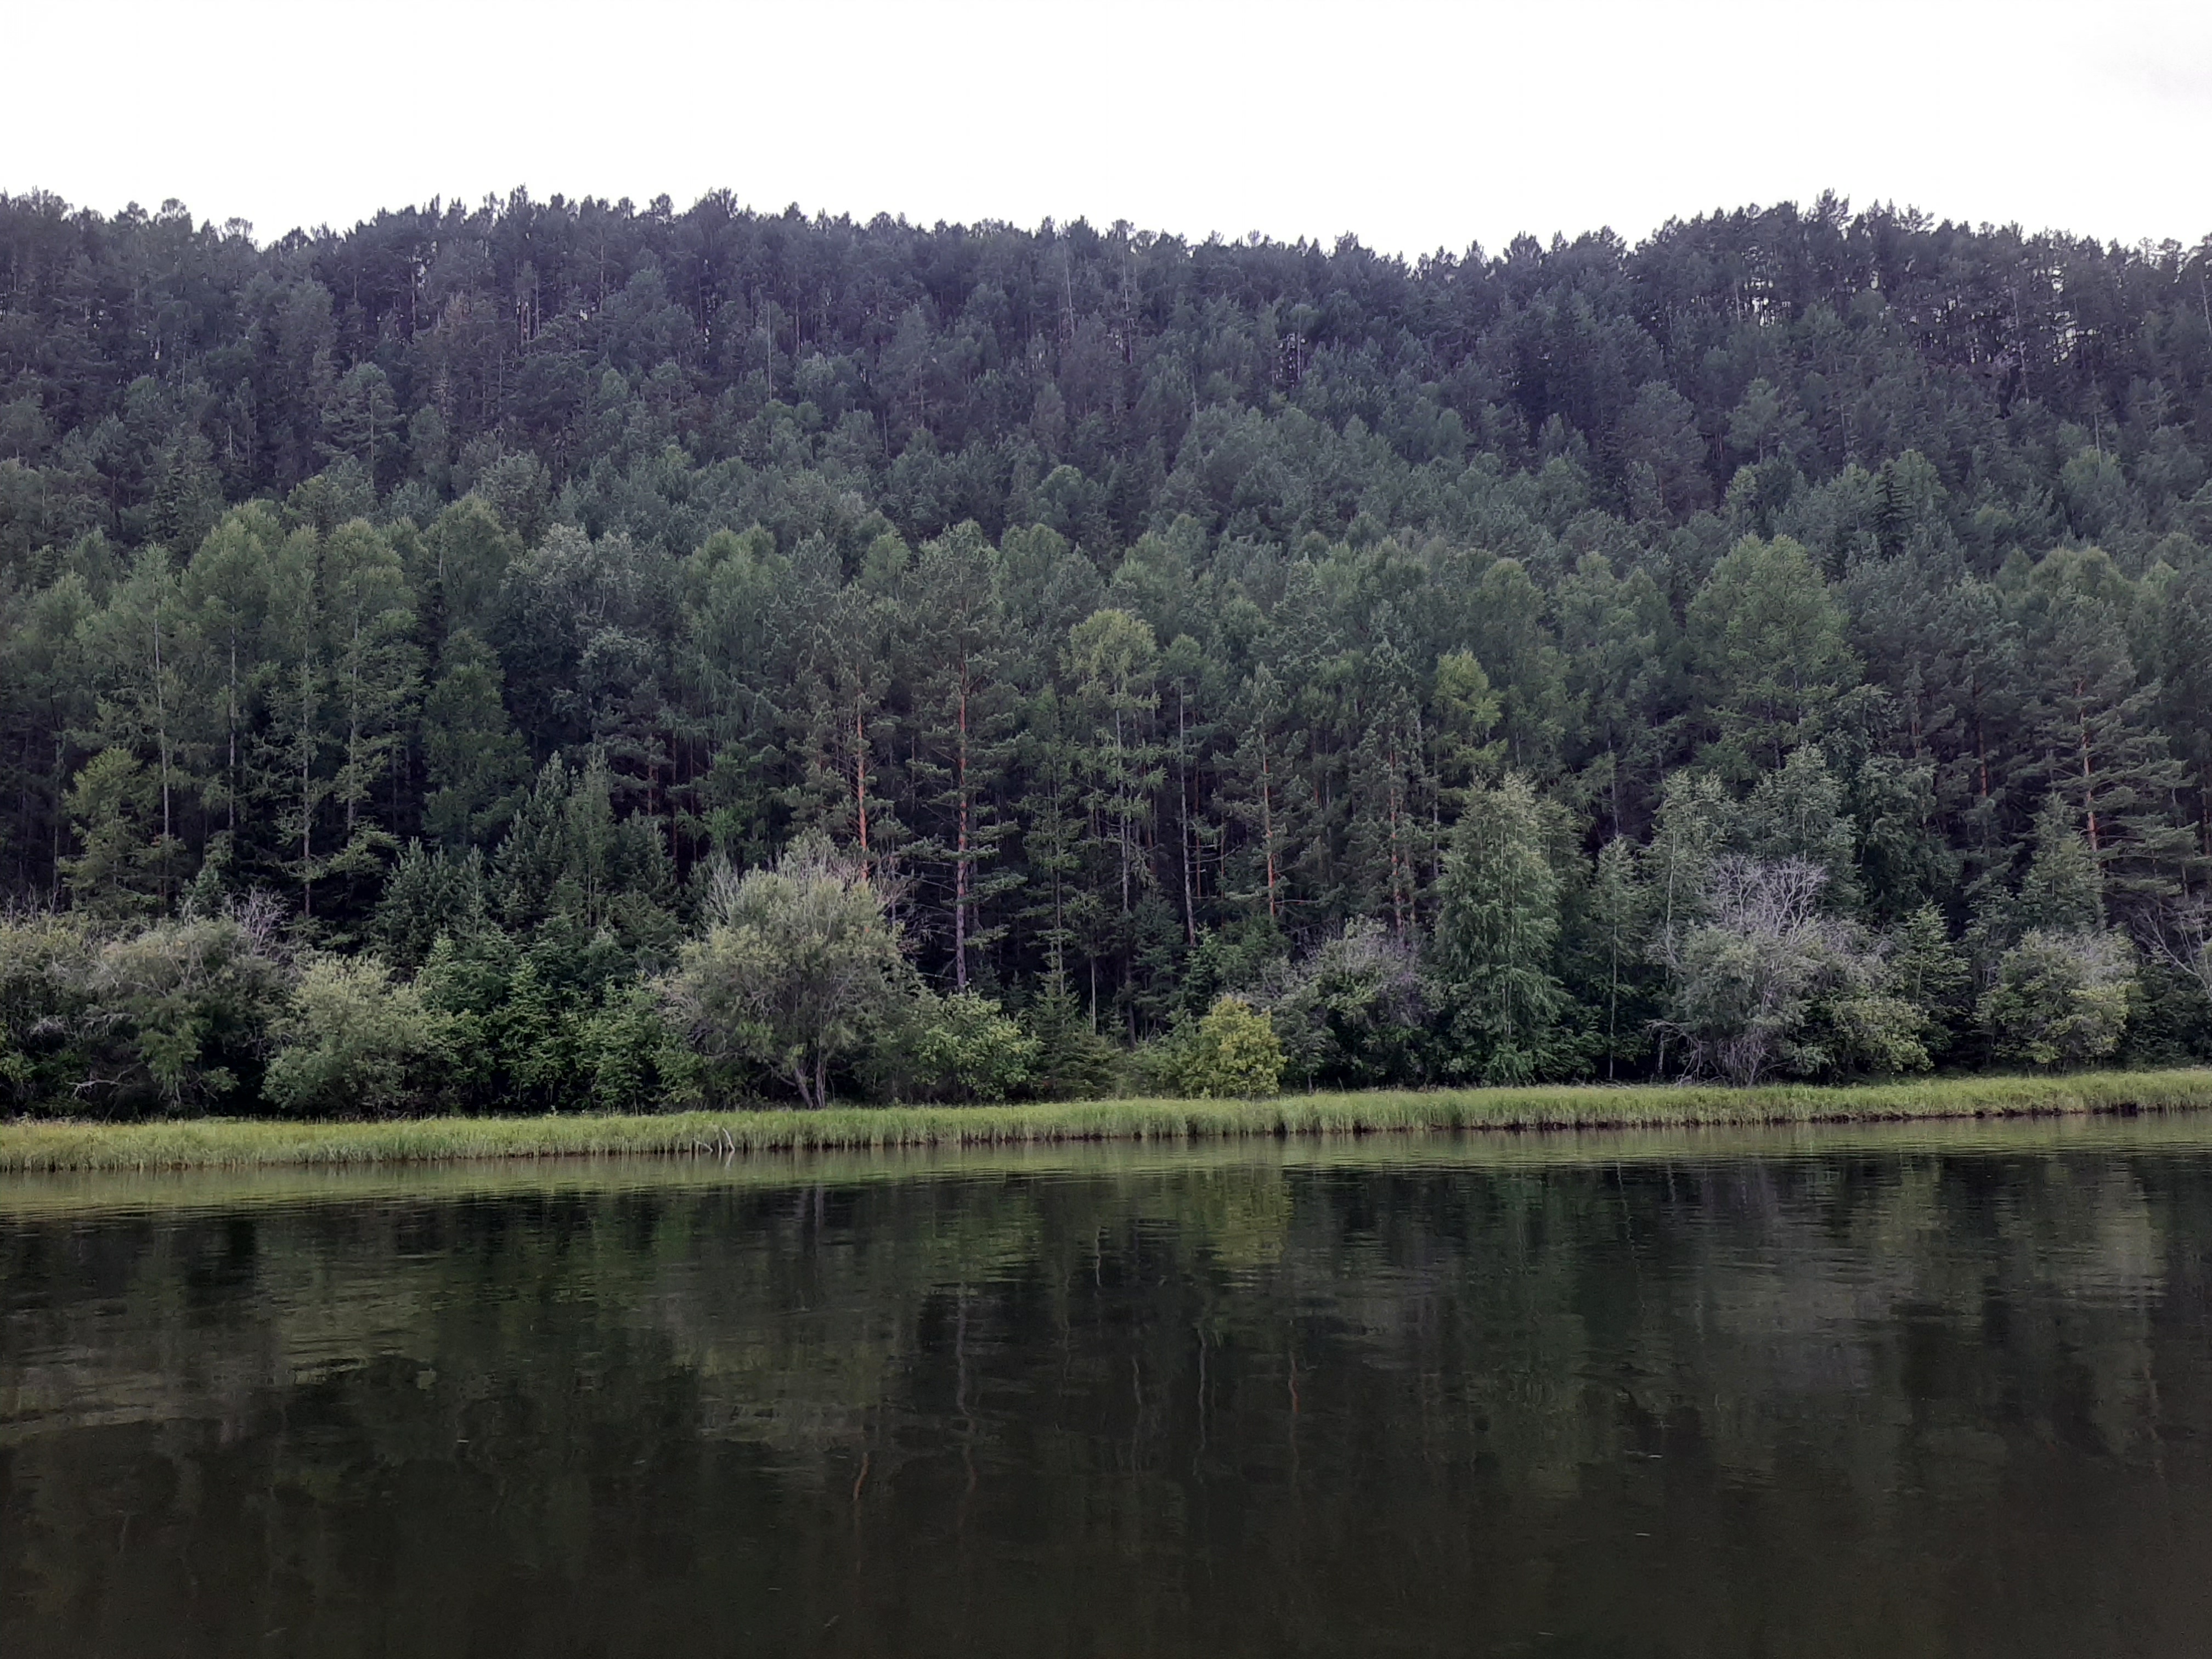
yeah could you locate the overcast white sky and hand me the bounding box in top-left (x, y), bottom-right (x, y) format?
top-left (5, 0), bottom-right (2210, 255)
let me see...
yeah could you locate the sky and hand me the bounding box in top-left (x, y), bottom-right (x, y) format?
top-left (5, 0), bottom-right (2210, 255)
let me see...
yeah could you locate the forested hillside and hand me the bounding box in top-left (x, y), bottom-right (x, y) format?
top-left (5, 187), bottom-right (2212, 1113)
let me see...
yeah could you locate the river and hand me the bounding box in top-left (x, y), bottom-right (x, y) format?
top-left (6, 1118), bottom-right (2212, 1656)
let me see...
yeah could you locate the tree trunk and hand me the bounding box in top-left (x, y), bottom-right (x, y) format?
top-left (954, 673), bottom-right (970, 991)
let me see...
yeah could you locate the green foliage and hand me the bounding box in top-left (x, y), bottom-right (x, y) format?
top-left (374, 842), bottom-right (488, 974)
top-left (664, 837), bottom-right (911, 1107)
top-left (264, 955), bottom-right (448, 1118)
top-left (1571, 837), bottom-right (1656, 1079)
top-left (83, 909), bottom-right (293, 1111)
top-left (1017, 970), bottom-right (1123, 1101)
top-left (1739, 745), bottom-right (1856, 898)
top-left (1980, 930), bottom-right (2137, 1069)
top-left (577, 983), bottom-right (698, 1114)
top-left (0, 912), bottom-right (103, 1112)
top-left (0, 905), bottom-right (290, 1116)
top-left (415, 921), bottom-right (659, 1114)
top-left (1887, 903), bottom-right (1972, 1060)
top-left (1172, 996), bottom-right (1284, 1099)
top-left (1432, 775), bottom-right (1572, 1083)
top-left (61, 748), bottom-right (165, 916)
top-left (1656, 857), bottom-right (1914, 1085)
top-left (3, 188), bottom-right (2212, 1113)
top-left (903, 991), bottom-right (1041, 1103)
top-left (422, 631), bottom-right (529, 844)
top-left (2015, 799), bottom-right (2106, 934)
top-left (1266, 921), bottom-right (1432, 1090)
top-left (1685, 537), bottom-right (1857, 777)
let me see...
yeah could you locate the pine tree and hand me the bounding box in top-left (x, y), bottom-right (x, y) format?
top-left (2015, 797), bottom-right (2106, 934)
top-left (789, 585), bottom-right (901, 873)
top-left (1887, 902), bottom-right (1971, 1059)
top-left (80, 546), bottom-right (195, 906)
top-left (319, 521), bottom-right (420, 903)
top-left (1065, 607), bottom-right (1163, 1031)
top-left (903, 526), bottom-right (1019, 990)
top-left (1686, 535), bottom-right (1859, 777)
top-left (1222, 663), bottom-right (1295, 924)
top-left (2016, 547), bottom-right (2191, 917)
top-left (1337, 637), bottom-right (1437, 941)
top-left (183, 505), bottom-right (285, 848)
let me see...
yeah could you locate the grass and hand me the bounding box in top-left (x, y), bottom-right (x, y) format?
top-left (4, 1068), bottom-right (2212, 1173)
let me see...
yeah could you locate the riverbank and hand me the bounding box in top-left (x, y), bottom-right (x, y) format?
top-left (4, 1069), bottom-right (2211, 1172)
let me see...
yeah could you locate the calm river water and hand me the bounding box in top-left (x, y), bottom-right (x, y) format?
top-left (6, 1120), bottom-right (2212, 1657)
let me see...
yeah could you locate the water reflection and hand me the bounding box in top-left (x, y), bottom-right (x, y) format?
top-left (5, 1121), bottom-right (2212, 1657)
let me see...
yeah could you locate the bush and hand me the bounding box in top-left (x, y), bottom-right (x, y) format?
top-left (417, 921), bottom-right (659, 1113)
top-left (86, 906), bottom-right (294, 1111)
top-left (0, 902), bottom-right (291, 1117)
top-left (905, 991), bottom-right (1041, 1102)
top-left (265, 956), bottom-right (449, 1117)
top-left (1656, 856), bottom-right (1925, 1084)
top-left (0, 911), bottom-right (99, 1112)
top-left (577, 983), bottom-right (698, 1112)
top-left (1980, 929), bottom-right (2136, 1069)
top-left (1264, 919), bottom-right (1431, 1089)
top-left (1174, 996), bottom-right (1284, 1099)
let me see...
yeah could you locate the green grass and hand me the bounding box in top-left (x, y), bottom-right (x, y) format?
top-left (5, 1068), bottom-right (2212, 1172)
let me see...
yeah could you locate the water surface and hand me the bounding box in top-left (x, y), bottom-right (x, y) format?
top-left (7, 1120), bottom-right (2212, 1657)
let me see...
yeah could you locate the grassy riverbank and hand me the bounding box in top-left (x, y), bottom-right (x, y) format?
top-left (4, 1069), bottom-right (2211, 1172)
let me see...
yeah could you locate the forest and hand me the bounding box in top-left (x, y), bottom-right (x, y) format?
top-left (3, 186), bottom-right (2212, 1115)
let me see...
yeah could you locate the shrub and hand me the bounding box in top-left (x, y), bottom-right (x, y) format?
top-left (906, 991), bottom-right (1041, 1102)
top-left (1175, 996), bottom-right (1284, 1099)
top-left (84, 904), bottom-right (294, 1111)
top-left (1264, 919), bottom-right (1432, 1090)
top-left (0, 911), bottom-right (99, 1113)
top-left (1980, 929), bottom-right (2136, 1069)
top-left (417, 921), bottom-right (649, 1113)
top-left (265, 956), bottom-right (449, 1117)
top-left (578, 983), bottom-right (698, 1112)
top-left (1655, 856), bottom-right (1925, 1084)
top-left (0, 902), bottom-right (291, 1116)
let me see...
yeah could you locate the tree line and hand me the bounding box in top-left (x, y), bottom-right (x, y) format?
top-left (3, 187), bottom-right (2212, 1114)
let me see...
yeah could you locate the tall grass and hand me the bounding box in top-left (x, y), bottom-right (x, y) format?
top-left (5, 1069), bottom-right (2211, 1173)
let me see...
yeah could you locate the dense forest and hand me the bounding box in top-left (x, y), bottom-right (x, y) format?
top-left (5, 187), bottom-right (2212, 1115)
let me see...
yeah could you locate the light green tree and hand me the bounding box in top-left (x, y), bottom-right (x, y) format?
top-left (907, 991), bottom-right (1040, 1102)
top-left (1579, 836), bottom-right (1654, 1079)
top-left (319, 520), bottom-right (420, 893)
top-left (1887, 902), bottom-right (1971, 1059)
top-left (421, 630), bottom-right (530, 844)
top-left (1686, 535), bottom-right (1858, 776)
top-left (61, 748), bottom-right (162, 917)
top-left (1432, 773), bottom-right (1571, 1082)
top-left (664, 836), bottom-right (911, 1108)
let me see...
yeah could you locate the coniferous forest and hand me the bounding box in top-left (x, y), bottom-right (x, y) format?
top-left (5, 187), bottom-right (2212, 1116)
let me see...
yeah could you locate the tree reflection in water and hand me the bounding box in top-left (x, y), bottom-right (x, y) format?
top-left (4, 1125), bottom-right (2211, 1658)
